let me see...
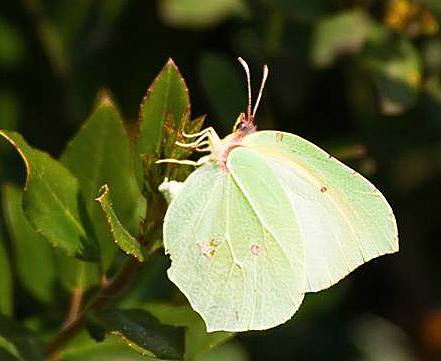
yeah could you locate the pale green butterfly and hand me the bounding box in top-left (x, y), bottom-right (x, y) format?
top-left (157, 58), bottom-right (399, 332)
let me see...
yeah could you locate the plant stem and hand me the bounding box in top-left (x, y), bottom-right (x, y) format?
top-left (46, 258), bottom-right (141, 359)
top-left (62, 288), bottom-right (83, 330)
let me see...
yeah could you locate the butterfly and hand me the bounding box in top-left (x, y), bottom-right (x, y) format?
top-left (157, 58), bottom-right (399, 332)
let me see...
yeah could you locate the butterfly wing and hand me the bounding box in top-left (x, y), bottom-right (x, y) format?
top-left (163, 162), bottom-right (305, 332)
top-left (240, 130), bottom-right (399, 292)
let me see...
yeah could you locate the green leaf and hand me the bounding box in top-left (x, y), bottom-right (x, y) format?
top-left (53, 250), bottom-right (99, 292)
top-left (95, 184), bottom-right (144, 262)
top-left (199, 53), bottom-right (246, 133)
top-left (354, 315), bottom-right (416, 361)
top-left (0, 315), bottom-right (45, 361)
top-left (0, 234), bottom-right (12, 316)
top-left (194, 340), bottom-right (249, 361)
top-left (90, 309), bottom-right (185, 360)
top-left (0, 16), bottom-right (25, 67)
top-left (0, 130), bottom-right (98, 260)
top-left (62, 333), bottom-right (153, 361)
top-left (0, 336), bottom-right (21, 361)
top-left (135, 59), bottom-right (190, 186)
top-left (364, 38), bottom-right (422, 115)
top-left (146, 304), bottom-right (233, 361)
top-left (0, 347), bottom-right (20, 361)
top-left (61, 93), bottom-right (145, 268)
top-left (311, 10), bottom-right (374, 68)
top-left (2, 183), bottom-right (55, 303)
top-left (158, 0), bottom-right (248, 28)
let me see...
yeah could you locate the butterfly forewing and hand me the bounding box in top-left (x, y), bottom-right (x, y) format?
top-left (241, 130), bottom-right (399, 292)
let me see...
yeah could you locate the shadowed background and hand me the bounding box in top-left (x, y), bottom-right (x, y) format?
top-left (0, 0), bottom-right (440, 360)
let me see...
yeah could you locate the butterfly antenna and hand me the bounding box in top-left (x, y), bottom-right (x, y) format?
top-left (238, 57), bottom-right (252, 121)
top-left (253, 64), bottom-right (268, 118)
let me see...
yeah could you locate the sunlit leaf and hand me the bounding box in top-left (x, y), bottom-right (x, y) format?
top-left (385, 0), bottom-right (439, 37)
top-left (354, 315), bottom-right (417, 361)
top-left (135, 59), bottom-right (190, 187)
top-left (364, 38), bottom-right (422, 115)
top-left (61, 93), bottom-right (145, 268)
top-left (311, 10), bottom-right (375, 68)
top-left (2, 183), bottom-right (55, 303)
top-left (95, 184), bottom-right (144, 262)
top-left (0, 130), bottom-right (98, 260)
top-left (61, 333), bottom-right (151, 361)
top-left (158, 0), bottom-right (248, 28)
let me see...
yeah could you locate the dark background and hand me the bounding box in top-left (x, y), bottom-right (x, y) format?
top-left (1, 0), bottom-right (441, 360)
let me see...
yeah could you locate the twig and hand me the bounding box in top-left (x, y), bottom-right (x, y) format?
top-left (62, 288), bottom-right (84, 330)
top-left (46, 259), bottom-right (141, 359)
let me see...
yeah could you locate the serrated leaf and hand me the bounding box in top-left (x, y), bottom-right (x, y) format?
top-left (95, 185), bottom-right (144, 262)
top-left (2, 183), bottom-right (55, 303)
top-left (135, 59), bottom-right (190, 187)
top-left (0, 235), bottom-right (12, 316)
top-left (146, 304), bottom-right (233, 361)
top-left (61, 94), bottom-right (145, 268)
top-left (0, 315), bottom-right (45, 361)
top-left (90, 309), bottom-right (184, 360)
top-left (0, 130), bottom-right (98, 260)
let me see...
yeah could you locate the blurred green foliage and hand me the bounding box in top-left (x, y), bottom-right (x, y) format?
top-left (0, 0), bottom-right (441, 360)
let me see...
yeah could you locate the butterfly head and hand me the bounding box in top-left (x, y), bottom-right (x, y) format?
top-left (233, 112), bottom-right (256, 135)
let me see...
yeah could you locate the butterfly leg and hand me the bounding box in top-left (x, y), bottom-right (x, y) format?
top-left (181, 127), bottom-right (215, 139)
top-left (156, 127), bottom-right (220, 167)
top-left (156, 155), bottom-right (210, 167)
top-left (177, 127), bottom-right (221, 151)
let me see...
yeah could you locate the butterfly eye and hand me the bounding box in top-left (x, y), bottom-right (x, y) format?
top-left (237, 122), bottom-right (248, 132)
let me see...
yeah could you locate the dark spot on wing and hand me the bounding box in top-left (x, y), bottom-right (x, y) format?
top-left (320, 186), bottom-right (328, 193)
top-left (275, 132), bottom-right (284, 142)
top-left (198, 239), bottom-right (219, 258)
top-left (250, 244), bottom-right (260, 255)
